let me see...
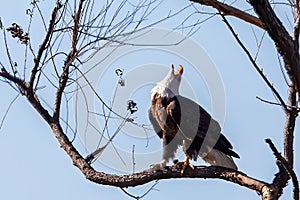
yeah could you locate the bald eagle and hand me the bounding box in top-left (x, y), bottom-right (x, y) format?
top-left (149, 65), bottom-right (239, 171)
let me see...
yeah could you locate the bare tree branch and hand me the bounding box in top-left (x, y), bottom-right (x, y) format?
top-left (120, 180), bottom-right (159, 199)
top-left (0, 69), bottom-right (52, 124)
top-left (249, 0), bottom-right (300, 94)
top-left (29, 2), bottom-right (62, 90)
top-left (0, 93), bottom-right (20, 130)
top-left (49, 122), bottom-right (272, 193)
top-left (284, 83), bottom-right (297, 167)
top-left (53, 0), bottom-right (84, 122)
top-left (220, 8), bottom-right (299, 199)
top-left (190, 0), bottom-right (265, 29)
top-left (0, 68), bottom-right (26, 90)
top-left (1, 1), bottom-right (299, 200)
top-left (265, 138), bottom-right (299, 200)
top-left (294, 0), bottom-right (300, 50)
top-left (220, 13), bottom-right (289, 113)
top-left (0, 68), bottom-right (280, 199)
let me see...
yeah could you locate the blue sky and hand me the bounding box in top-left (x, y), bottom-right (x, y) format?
top-left (0, 0), bottom-right (299, 200)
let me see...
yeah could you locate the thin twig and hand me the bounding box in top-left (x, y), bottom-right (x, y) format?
top-left (120, 180), bottom-right (159, 199)
top-left (85, 112), bottom-right (130, 165)
top-left (139, 181), bottom-right (160, 199)
top-left (120, 187), bottom-right (140, 199)
top-left (132, 144), bottom-right (136, 174)
top-left (277, 51), bottom-right (289, 86)
top-left (2, 25), bottom-right (16, 74)
top-left (256, 96), bottom-right (283, 106)
top-left (256, 96), bottom-right (299, 110)
top-left (0, 93), bottom-right (20, 130)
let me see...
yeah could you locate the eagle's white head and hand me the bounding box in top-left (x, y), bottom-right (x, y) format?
top-left (151, 64), bottom-right (183, 100)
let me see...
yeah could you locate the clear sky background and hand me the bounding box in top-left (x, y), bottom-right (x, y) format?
top-left (0, 0), bottom-right (299, 200)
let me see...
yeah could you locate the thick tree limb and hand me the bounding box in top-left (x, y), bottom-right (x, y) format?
top-left (284, 83), bottom-right (297, 167)
top-left (190, 0), bottom-right (265, 29)
top-left (269, 82), bottom-right (298, 198)
top-left (50, 122), bottom-right (269, 195)
top-left (0, 68), bottom-right (280, 199)
top-left (249, 0), bottom-right (300, 94)
top-left (0, 68), bottom-right (272, 196)
top-left (193, 0), bottom-right (300, 93)
top-left (247, 2), bottom-right (299, 198)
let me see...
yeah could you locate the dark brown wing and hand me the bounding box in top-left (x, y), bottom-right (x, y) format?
top-left (168, 95), bottom-right (239, 160)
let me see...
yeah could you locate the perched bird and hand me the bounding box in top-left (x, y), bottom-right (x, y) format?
top-left (149, 64), bottom-right (239, 171)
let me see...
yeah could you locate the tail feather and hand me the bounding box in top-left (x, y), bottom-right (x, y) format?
top-left (203, 149), bottom-right (238, 170)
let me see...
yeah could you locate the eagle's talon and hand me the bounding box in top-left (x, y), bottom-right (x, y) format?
top-left (176, 157), bottom-right (194, 174)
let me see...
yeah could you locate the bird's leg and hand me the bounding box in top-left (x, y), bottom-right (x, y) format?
top-left (182, 156), bottom-right (194, 174)
top-left (175, 156), bottom-right (194, 174)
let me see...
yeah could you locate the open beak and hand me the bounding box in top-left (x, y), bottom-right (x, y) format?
top-left (178, 65), bottom-right (183, 75)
